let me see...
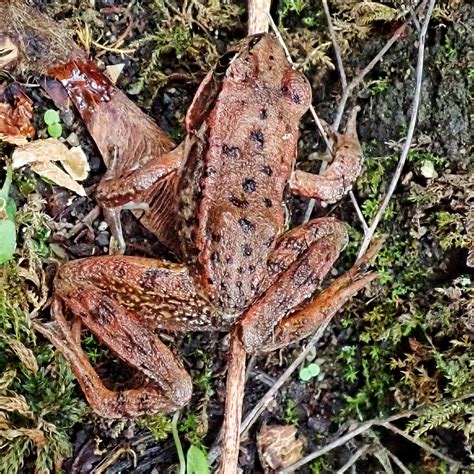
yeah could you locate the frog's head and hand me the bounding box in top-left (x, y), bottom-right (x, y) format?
top-left (220, 33), bottom-right (312, 117)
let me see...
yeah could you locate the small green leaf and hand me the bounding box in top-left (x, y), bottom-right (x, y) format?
top-left (299, 367), bottom-right (312, 382)
top-left (186, 445), bottom-right (209, 474)
top-left (47, 122), bottom-right (63, 138)
top-left (307, 363), bottom-right (321, 377)
top-left (299, 363), bottom-right (321, 382)
top-left (0, 219), bottom-right (16, 264)
top-left (44, 109), bottom-right (60, 125)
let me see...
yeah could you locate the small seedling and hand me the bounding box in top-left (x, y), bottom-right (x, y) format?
top-left (43, 109), bottom-right (63, 138)
top-left (0, 165), bottom-right (17, 264)
top-left (186, 445), bottom-right (209, 474)
top-left (299, 362), bottom-right (321, 382)
top-left (172, 412), bottom-right (209, 474)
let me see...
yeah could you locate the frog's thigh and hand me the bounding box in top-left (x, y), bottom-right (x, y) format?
top-left (35, 298), bottom-right (191, 418)
top-left (46, 256), bottom-right (216, 417)
top-left (56, 255), bottom-right (216, 332)
top-left (239, 218), bottom-right (348, 354)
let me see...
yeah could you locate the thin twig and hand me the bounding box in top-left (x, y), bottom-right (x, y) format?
top-left (385, 448), bottom-right (412, 474)
top-left (321, 0), bottom-right (347, 91)
top-left (349, 190), bottom-right (369, 234)
top-left (335, 444), bottom-right (370, 474)
top-left (218, 331), bottom-right (247, 474)
top-left (248, 0), bottom-right (271, 34)
top-left (303, 2), bottom-right (427, 224)
top-left (381, 421), bottom-right (462, 467)
top-left (333, 0), bottom-right (427, 130)
top-left (358, 0), bottom-right (435, 258)
top-left (240, 319), bottom-right (330, 436)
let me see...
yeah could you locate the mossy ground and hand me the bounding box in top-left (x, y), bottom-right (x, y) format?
top-left (0, 1), bottom-right (472, 472)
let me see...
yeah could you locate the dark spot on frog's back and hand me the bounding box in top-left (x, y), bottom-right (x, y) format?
top-left (242, 179), bottom-right (257, 193)
top-left (229, 195), bottom-right (249, 208)
top-left (97, 296), bottom-right (116, 324)
top-left (264, 198), bottom-right (273, 208)
top-left (238, 218), bottom-right (255, 234)
top-left (140, 269), bottom-right (160, 290)
top-left (243, 243), bottom-right (253, 256)
top-left (222, 144), bottom-right (240, 159)
top-left (260, 108), bottom-right (268, 120)
top-left (261, 165), bottom-right (273, 176)
top-left (249, 130), bottom-right (264, 149)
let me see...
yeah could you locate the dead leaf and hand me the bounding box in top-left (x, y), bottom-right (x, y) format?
top-left (106, 63), bottom-right (125, 84)
top-left (12, 138), bottom-right (89, 196)
top-left (0, 84), bottom-right (35, 145)
top-left (257, 424), bottom-right (305, 472)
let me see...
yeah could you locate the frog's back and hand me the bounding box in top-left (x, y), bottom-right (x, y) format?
top-left (184, 34), bottom-right (311, 315)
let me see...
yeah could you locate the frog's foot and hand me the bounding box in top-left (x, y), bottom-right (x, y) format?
top-left (37, 256), bottom-right (217, 418)
top-left (290, 107), bottom-right (362, 204)
top-left (96, 143), bottom-right (185, 255)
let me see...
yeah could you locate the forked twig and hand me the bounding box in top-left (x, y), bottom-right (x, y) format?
top-left (358, 0), bottom-right (435, 257)
top-left (304, 0), bottom-right (428, 223)
top-left (278, 400), bottom-right (466, 473)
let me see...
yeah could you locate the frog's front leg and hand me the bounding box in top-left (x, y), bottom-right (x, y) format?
top-left (46, 61), bottom-right (184, 254)
top-left (96, 143), bottom-right (185, 254)
top-left (290, 107), bottom-right (362, 204)
top-left (35, 256), bottom-right (217, 418)
top-left (238, 218), bottom-right (377, 354)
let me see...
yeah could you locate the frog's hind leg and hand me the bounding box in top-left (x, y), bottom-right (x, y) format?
top-left (35, 256), bottom-right (217, 418)
top-left (260, 241), bottom-right (381, 353)
top-left (238, 218), bottom-right (379, 354)
top-left (34, 299), bottom-right (191, 418)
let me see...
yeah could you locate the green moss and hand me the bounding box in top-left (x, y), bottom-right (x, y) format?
top-left (138, 414), bottom-right (173, 442)
top-left (0, 194), bottom-right (86, 474)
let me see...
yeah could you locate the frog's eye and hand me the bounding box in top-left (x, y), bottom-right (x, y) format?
top-left (281, 71), bottom-right (312, 113)
top-left (216, 51), bottom-right (239, 75)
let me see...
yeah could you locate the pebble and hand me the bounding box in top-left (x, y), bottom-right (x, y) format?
top-left (96, 232), bottom-right (110, 247)
top-left (66, 132), bottom-right (80, 147)
top-left (98, 220), bottom-right (108, 231)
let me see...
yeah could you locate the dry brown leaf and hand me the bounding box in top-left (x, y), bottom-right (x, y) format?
top-left (257, 424), bottom-right (305, 472)
top-left (12, 138), bottom-right (89, 195)
top-left (0, 84), bottom-right (35, 145)
top-left (30, 161), bottom-right (86, 196)
top-left (106, 63), bottom-right (125, 84)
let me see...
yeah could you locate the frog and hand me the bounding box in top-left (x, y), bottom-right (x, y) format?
top-left (35, 33), bottom-right (378, 418)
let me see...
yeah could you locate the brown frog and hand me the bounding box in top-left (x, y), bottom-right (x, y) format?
top-left (36, 33), bottom-right (377, 418)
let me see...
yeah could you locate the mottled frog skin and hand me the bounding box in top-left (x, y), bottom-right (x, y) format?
top-left (36, 34), bottom-right (376, 418)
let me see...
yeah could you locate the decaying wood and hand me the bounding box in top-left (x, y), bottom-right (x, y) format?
top-left (247, 0), bottom-right (271, 35)
top-left (218, 330), bottom-right (247, 474)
